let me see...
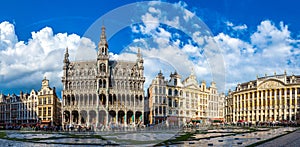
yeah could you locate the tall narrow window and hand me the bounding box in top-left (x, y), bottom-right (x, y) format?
top-left (48, 107), bottom-right (51, 116)
top-left (100, 63), bottom-right (106, 72)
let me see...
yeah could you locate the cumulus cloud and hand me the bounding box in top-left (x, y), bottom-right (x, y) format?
top-left (0, 21), bottom-right (18, 50)
top-left (217, 20), bottom-right (300, 91)
top-left (127, 1), bottom-right (300, 93)
top-left (0, 21), bottom-right (96, 95)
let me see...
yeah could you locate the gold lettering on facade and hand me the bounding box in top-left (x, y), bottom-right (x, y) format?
top-left (258, 81), bottom-right (284, 89)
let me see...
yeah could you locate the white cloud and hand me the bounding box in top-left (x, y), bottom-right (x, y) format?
top-left (183, 9), bottom-right (195, 22)
top-left (0, 21), bottom-right (18, 50)
top-left (0, 21), bottom-right (96, 94)
top-left (148, 7), bottom-right (161, 15)
top-left (216, 20), bottom-right (300, 91)
top-left (141, 13), bottom-right (160, 34)
top-left (225, 21), bottom-right (247, 31)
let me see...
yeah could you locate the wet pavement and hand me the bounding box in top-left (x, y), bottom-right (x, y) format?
top-left (0, 127), bottom-right (298, 146)
top-left (180, 127), bottom-right (297, 147)
top-left (258, 128), bottom-right (300, 147)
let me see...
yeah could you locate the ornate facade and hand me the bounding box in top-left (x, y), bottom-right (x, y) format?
top-left (225, 72), bottom-right (300, 123)
top-left (61, 26), bottom-right (145, 130)
top-left (0, 78), bottom-right (60, 127)
top-left (147, 71), bottom-right (224, 126)
top-left (37, 77), bottom-right (61, 126)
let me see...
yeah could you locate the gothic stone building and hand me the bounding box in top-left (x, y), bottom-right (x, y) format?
top-left (61, 26), bottom-right (145, 130)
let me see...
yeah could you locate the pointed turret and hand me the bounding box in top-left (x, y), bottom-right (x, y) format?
top-left (137, 48), bottom-right (142, 61)
top-left (98, 25), bottom-right (108, 56)
top-left (136, 48), bottom-right (144, 71)
top-left (64, 47), bottom-right (69, 64)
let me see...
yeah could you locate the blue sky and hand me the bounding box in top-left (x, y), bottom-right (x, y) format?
top-left (0, 0), bottom-right (300, 96)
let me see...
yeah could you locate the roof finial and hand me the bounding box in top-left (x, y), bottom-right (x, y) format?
top-left (64, 47), bottom-right (69, 63)
top-left (137, 48), bottom-right (143, 61)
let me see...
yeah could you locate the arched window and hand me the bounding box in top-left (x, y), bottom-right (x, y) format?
top-left (180, 90), bottom-right (183, 96)
top-left (99, 80), bottom-right (102, 88)
top-left (168, 88), bottom-right (172, 96)
top-left (174, 89), bottom-right (178, 96)
top-left (102, 80), bottom-right (106, 88)
top-left (100, 63), bottom-right (106, 72)
top-left (102, 47), bottom-right (105, 55)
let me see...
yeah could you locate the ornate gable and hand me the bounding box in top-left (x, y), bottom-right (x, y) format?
top-left (258, 80), bottom-right (285, 90)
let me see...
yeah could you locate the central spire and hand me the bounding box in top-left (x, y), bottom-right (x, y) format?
top-left (98, 25), bottom-right (109, 57)
top-left (99, 25), bottom-right (108, 47)
top-left (64, 47), bottom-right (69, 63)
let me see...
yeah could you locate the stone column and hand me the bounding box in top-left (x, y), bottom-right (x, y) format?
top-left (269, 90), bottom-right (272, 121)
top-left (116, 112), bottom-right (118, 125)
top-left (264, 90), bottom-right (268, 122)
top-left (243, 94), bottom-right (246, 121)
top-left (105, 112), bottom-right (108, 128)
top-left (289, 88), bottom-right (292, 121)
top-left (97, 94), bottom-right (99, 107)
top-left (237, 95), bottom-right (240, 121)
top-left (70, 110), bottom-right (73, 127)
top-left (247, 93), bottom-right (250, 122)
top-left (279, 89), bottom-right (282, 120)
top-left (274, 89), bottom-right (277, 121)
top-left (78, 111), bottom-right (81, 126)
top-left (284, 88), bottom-right (287, 120)
top-left (133, 113), bottom-right (135, 127)
top-left (124, 112), bottom-right (127, 126)
top-left (96, 111), bottom-right (99, 129)
top-left (295, 88), bottom-right (298, 120)
top-left (256, 91), bottom-right (259, 122)
top-left (252, 92), bottom-right (255, 122)
top-left (87, 111), bottom-right (90, 126)
top-left (260, 90), bottom-right (264, 122)
top-left (233, 95), bottom-right (236, 122)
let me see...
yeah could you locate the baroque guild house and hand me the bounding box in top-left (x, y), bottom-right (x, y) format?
top-left (147, 70), bottom-right (224, 126)
top-left (225, 72), bottom-right (300, 124)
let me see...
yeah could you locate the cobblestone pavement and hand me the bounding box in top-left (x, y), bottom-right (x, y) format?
top-left (258, 129), bottom-right (300, 147)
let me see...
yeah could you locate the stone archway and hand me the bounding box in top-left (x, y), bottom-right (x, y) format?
top-left (80, 110), bottom-right (87, 124)
top-left (89, 110), bottom-right (96, 124)
top-left (63, 111), bottom-right (70, 123)
top-left (127, 111), bottom-right (134, 125)
top-left (109, 110), bottom-right (116, 124)
top-left (135, 111), bottom-right (142, 125)
top-left (71, 110), bottom-right (79, 124)
top-left (118, 110), bottom-right (125, 124)
top-left (98, 110), bottom-right (106, 126)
